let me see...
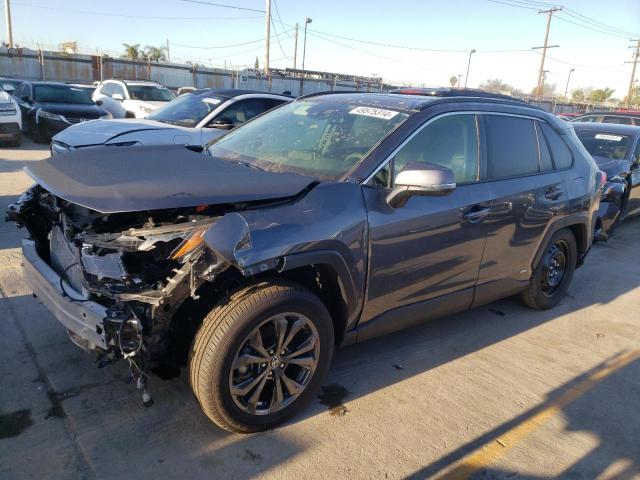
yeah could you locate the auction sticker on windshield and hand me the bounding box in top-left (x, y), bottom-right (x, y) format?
top-left (595, 134), bottom-right (624, 142)
top-left (349, 106), bottom-right (399, 120)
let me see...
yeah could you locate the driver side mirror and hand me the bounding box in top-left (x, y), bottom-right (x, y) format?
top-left (210, 117), bottom-right (235, 130)
top-left (386, 163), bottom-right (456, 208)
top-left (2, 84), bottom-right (15, 95)
top-left (112, 93), bottom-right (124, 101)
top-left (95, 99), bottom-right (103, 106)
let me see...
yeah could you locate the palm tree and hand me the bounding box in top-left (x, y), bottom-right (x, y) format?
top-left (144, 45), bottom-right (167, 62)
top-left (122, 43), bottom-right (141, 60)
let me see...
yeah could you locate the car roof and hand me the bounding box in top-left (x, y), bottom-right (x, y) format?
top-left (571, 122), bottom-right (640, 136)
top-left (297, 91), bottom-right (543, 114)
top-left (575, 111), bottom-right (640, 118)
top-left (190, 88), bottom-right (291, 100)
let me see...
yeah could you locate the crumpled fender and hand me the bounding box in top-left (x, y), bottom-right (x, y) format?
top-left (202, 182), bottom-right (369, 329)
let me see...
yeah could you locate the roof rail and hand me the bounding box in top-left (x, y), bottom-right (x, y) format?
top-left (390, 87), bottom-right (529, 104)
top-left (297, 90), bottom-right (364, 100)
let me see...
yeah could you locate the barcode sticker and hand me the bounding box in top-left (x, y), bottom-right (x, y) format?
top-left (594, 134), bottom-right (623, 142)
top-left (349, 106), bottom-right (399, 120)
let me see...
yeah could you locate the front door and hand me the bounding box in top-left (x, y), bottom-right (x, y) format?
top-left (361, 113), bottom-right (491, 324)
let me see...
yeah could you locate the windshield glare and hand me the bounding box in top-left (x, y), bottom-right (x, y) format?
top-left (34, 85), bottom-right (94, 104)
top-left (575, 130), bottom-right (631, 160)
top-left (147, 93), bottom-right (221, 127)
top-left (128, 85), bottom-right (175, 102)
top-left (207, 99), bottom-right (409, 180)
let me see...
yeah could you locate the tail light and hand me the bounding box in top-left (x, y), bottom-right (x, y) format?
top-left (598, 170), bottom-right (607, 190)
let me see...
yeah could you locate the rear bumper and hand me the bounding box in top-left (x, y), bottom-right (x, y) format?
top-left (22, 239), bottom-right (108, 351)
top-left (0, 122), bottom-right (21, 140)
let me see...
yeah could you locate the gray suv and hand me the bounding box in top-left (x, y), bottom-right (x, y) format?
top-left (8, 91), bottom-right (602, 433)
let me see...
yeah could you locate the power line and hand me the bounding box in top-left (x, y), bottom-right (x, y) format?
top-left (170, 28), bottom-right (293, 50)
top-left (11, 1), bottom-right (262, 20)
top-left (554, 14), bottom-right (636, 40)
top-left (178, 0), bottom-right (265, 13)
top-left (270, 17), bottom-right (292, 61)
top-left (271, 0), bottom-right (292, 38)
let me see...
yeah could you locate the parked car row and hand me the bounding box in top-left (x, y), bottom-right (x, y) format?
top-left (8, 88), bottom-right (609, 433)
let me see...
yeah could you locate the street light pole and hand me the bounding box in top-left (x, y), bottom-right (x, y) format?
top-left (563, 68), bottom-right (574, 101)
top-left (464, 49), bottom-right (475, 88)
top-left (302, 17), bottom-right (312, 72)
top-left (264, 0), bottom-right (271, 77)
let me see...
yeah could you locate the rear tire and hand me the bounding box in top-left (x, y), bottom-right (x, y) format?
top-left (520, 229), bottom-right (577, 310)
top-left (30, 119), bottom-right (47, 143)
top-left (189, 280), bottom-right (334, 433)
top-left (8, 133), bottom-right (21, 147)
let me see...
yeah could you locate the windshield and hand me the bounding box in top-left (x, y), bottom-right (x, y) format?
top-left (207, 99), bottom-right (409, 180)
top-left (128, 85), bottom-right (175, 102)
top-left (147, 93), bottom-right (222, 127)
top-left (575, 130), bottom-right (632, 160)
top-left (33, 85), bottom-right (94, 104)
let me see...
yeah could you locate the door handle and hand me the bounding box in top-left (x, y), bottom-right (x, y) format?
top-left (544, 187), bottom-right (563, 201)
top-left (462, 206), bottom-right (491, 223)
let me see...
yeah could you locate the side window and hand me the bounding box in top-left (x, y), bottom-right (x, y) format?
top-left (579, 116), bottom-right (598, 123)
top-left (112, 83), bottom-right (126, 98)
top-left (101, 83), bottom-right (114, 96)
top-left (392, 114), bottom-right (480, 184)
top-left (603, 116), bottom-right (631, 125)
top-left (633, 140), bottom-right (640, 163)
top-left (216, 99), bottom-right (268, 126)
top-left (485, 115), bottom-right (539, 179)
top-left (540, 123), bottom-right (573, 169)
top-left (535, 121), bottom-right (554, 171)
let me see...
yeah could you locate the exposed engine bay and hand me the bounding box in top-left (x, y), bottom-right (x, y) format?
top-left (7, 185), bottom-right (247, 404)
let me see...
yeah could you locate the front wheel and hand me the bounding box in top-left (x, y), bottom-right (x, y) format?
top-left (189, 280), bottom-right (334, 433)
top-left (520, 229), bottom-right (577, 310)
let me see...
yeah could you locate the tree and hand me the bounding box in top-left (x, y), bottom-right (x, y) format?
top-left (122, 43), bottom-right (141, 60)
top-left (531, 82), bottom-right (557, 97)
top-left (623, 85), bottom-right (640, 107)
top-left (571, 88), bottom-right (585, 102)
top-left (588, 87), bottom-right (615, 103)
top-left (449, 75), bottom-right (458, 88)
top-left (254, 56), bottom-right (259, 69)
top-left (144, 45), bottom-right (167, 62)
top-left (479, 78), bottom-right (514, 92)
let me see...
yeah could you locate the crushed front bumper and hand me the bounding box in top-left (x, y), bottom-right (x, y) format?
top-left (22, 239), bottom-right (108, 351)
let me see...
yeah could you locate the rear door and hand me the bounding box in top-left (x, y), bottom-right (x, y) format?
top-left (473, 114), bottom-right (568, 305)
top-left (361, 112), bottom-right (492, 324)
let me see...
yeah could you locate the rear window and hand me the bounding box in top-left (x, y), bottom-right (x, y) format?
top-left (540, 123), bottom-right (573, 169)
top-left (485, 115), bottom-right (539, 179)
top-left (574, 130), bottom-right (631, 160)
top-left (602, 116), bottom-right (632, 125)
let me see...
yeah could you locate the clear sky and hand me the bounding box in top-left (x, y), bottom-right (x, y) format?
top-left (2, 0), bottom-right (639, 98)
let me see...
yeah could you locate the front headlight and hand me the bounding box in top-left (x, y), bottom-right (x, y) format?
top-left (50, 141), bottom-right (74, 156)
top-left (38, 110), bottom-right (64, 122)
top-left (99, 112), bottom-right (113, 119)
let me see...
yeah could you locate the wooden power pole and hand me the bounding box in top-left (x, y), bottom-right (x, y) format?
top-left (264, 0), bottom-right (271, 76)
top-left (626, 39), bottom-right (640, 108)
top-left (4, 0), bottom-right (14, 48)
top-left (293, 22), bottom-right (299, 69)
top-left (533, 7), bottom-right (561, 99)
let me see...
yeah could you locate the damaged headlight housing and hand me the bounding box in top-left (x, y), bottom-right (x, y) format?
top-left (169, 227), bottom-right (208, 260)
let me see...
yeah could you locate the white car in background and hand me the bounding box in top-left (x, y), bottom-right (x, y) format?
top-left (51, 89), bottom-right (292, 154)
top-left (0, 83), bottom-right (22, 146)
top-left (92, 79), bottom-right (176, 119)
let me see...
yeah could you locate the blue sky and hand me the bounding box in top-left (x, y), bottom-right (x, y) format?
top-left (2, 0), bottom-right (639, 98)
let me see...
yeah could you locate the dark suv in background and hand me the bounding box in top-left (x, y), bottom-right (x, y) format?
top-left (8, 91), bottom-right (601, 433)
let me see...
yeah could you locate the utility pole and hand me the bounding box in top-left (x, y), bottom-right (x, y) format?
top-left (4, 0), bottom-right (14, 48)
top-left (533, 7), bottom-right (561, 99)
top-left (293, 22), bottom-right (299, 69)
top-left (302, 17), bottom-right (312, 71)
top-left (264, 0), bottom-right (271, 77)
top-left (463, 49), bottom-right (476, 88)
top-left (625, 39), bottom-right (640, 108)
top-left (166, 39), bottom-right (171, 63)
top-left (457, 74), bottom-right (462, 88)
top-left (563, 67), bottom-right (574, 101)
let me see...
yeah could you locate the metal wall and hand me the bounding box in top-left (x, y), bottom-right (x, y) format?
top-left (0, 47), bottom-right (387, 96)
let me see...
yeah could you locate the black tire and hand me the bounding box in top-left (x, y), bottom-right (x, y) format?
top-left (125, 111), bottom-right (136, 118)
top-left (30, 119), bottom-right (47, 143)
top-left (189, 280), bottom-right (334, 433)
top-left (520, 229), bottom-right (577, 310)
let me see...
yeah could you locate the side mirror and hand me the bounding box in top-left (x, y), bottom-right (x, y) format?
top-left (112, 93), bottom-right (124, 101)
top-left (210, 117), bottom-right (235, 130)
top-left (386, 163), bottom-right (456, 208)
top-left (95, 99), bottom-right (103, 106)
top-left (2, 84), bottom-right (15, 95)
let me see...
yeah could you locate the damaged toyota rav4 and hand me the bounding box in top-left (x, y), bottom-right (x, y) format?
top-left (7, 91), bottom-right (601, 433)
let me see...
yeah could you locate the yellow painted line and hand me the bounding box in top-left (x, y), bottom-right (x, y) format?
top-left (433, 349), bottom-right (640, 480)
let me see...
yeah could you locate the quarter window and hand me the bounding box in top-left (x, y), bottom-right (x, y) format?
top-left (392, 114), bottom-right (480, 184)
top-left (485, 115), bottom-right (539, 179)
top-left (535, 122), bottom-right (554, 171)
top-left (112, 83), bottom-right (126, 98)
top-left (540, 123), bottom-right (573, 169)
top-left (100, 83), bottom-right (114, 96)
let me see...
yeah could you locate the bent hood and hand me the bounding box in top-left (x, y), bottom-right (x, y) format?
top-left (53, 118), bottom-right (178, 147)
top-left (25, 145), bottom-right (316, 213)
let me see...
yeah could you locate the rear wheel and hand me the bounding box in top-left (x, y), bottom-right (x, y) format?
top-left (189, 280), bottom-right (334, 433)
top-left (29, 119), bottom-right (47, 143)
top-left (8, 133), bottom-right (21, 147)
top-left (520, 229), bottom-right (577, 310)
